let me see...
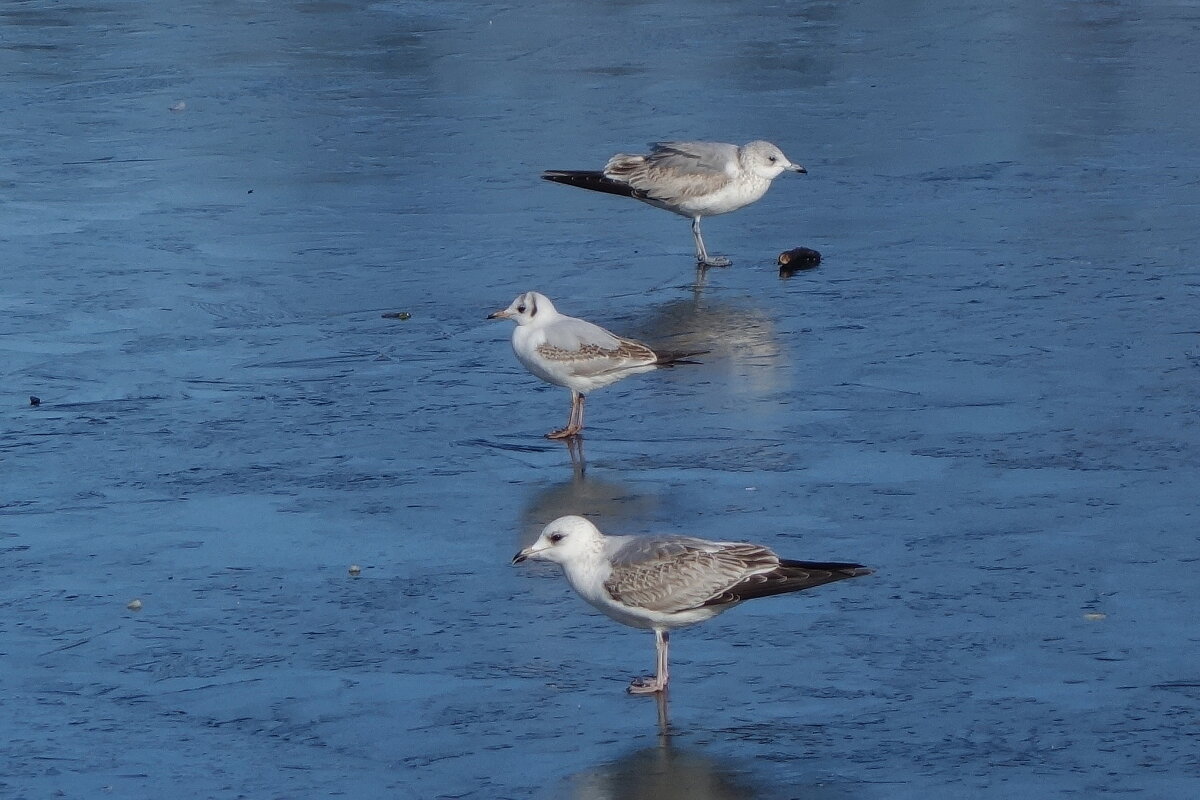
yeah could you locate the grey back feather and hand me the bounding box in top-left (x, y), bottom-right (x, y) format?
top-left (648, 141), bottom-right (740, 174)
top-left (540, 316), bottom-right (623, 352)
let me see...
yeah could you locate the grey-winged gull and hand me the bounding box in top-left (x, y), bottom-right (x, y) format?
top-left (542, 140), bottom-right (806, 267)
top-left (488, 292), bottom-right (705, 439)
top-left (512, 515), bottom-right (871, 694)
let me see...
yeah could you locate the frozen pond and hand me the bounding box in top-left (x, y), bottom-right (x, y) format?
top-left (2, 0), bottom-right (1198, 797)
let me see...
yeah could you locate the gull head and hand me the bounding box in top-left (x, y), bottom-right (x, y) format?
top-left (487, 291), bottom-right (557, 325)
top-left (512, 515), bottom-right (602, 565)
top-left (742, 141), bottom-right (806, 180)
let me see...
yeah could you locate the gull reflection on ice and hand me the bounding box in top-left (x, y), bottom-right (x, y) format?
top-left (619, 293), bottom-right (790, 400)
top-left (516, 438), bottom-right (663, 550)
top-left (553, 712), bottom-right (760, 800)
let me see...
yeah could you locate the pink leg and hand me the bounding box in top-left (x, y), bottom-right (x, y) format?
top-left (628, 629), bottom-right (670, 695)
top-left (546, 391), bottom-right (585, 439)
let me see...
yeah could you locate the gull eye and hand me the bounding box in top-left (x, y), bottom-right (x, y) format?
top-left (768, 155), bottom-right (778, 163)
top-left (517, 305), bottom-right (526, 313)
top-left (549, 532), bottom-right (565, 544)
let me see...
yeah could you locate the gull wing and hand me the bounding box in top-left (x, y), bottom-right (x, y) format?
top-left (604, 535), bottom-right (872, 613)
top-left (647, 141), bottom-right (740, 175)
top-left (534, 318), bottom-right (658, 377)
top-left (537, 315), bottom-right (622, 351)
top-left (603, 536), bottom-right (779, 613)
top-left (603, 141), bottom-right (738, 203)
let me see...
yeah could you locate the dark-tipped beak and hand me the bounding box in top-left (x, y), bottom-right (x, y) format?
top-left (789, 164), bottom-right (807, 174)
top-left (488, 309), bottom-right (511, 320)
top-left (513, 544), bottom-right (543, 564)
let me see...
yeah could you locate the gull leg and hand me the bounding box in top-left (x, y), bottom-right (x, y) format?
top-left (628, 629), bottom-right (670, 695)
top-left (692, 216), bottom-right (731, 268)
top-left (546, 391), bottom-right (584, 439)
top-left (658, 629), bottom-right (670, 689)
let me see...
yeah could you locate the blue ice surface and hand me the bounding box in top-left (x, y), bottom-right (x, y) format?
top-left (1, 1), bottom-right (1198, 798)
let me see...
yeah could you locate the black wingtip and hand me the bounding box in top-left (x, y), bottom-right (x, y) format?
top-left (702, 559), bottom-right (873, 606)
top-left (780, 559), bottom-right (873, 577)
top-left (541, 170), bottom-right (636, 198)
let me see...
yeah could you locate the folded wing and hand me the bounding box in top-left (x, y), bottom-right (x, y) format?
top-left (604, 535), bottom-right (871, 613)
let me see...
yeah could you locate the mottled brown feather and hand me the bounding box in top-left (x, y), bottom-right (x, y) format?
top-left (535, 338), bottom-right (658, 376)
top-left (603, 536), bottom-right (871, 614)
top-left (604, 538), bottom-right (780, 613)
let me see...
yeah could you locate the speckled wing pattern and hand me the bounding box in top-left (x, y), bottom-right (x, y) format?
top-left (603, 536), bottom-right (780, 613)
top-left (604, 141), bottom-right (737, 203)
top-left (535, 337), bottom-right (657, 377)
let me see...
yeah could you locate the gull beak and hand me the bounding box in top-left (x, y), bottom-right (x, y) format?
top-left (488, 308), bottom-right (513, 320)
top-left (512, 545), bottom-right (544, 564)
top-left (788, 163), bottom-right (807, 174)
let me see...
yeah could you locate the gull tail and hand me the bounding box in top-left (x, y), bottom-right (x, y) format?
top-left (708, 560), bottom-right (873, 605)
top-left (653, 349), bottom-right (710, 367)
top-left (542, 170), bottom-right (635, 198)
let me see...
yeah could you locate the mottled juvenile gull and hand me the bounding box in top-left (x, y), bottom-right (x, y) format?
top-left (488, 292), bottom-right (704, 439)
top-left (512, 515), bottom-right (871, 694)
top-left (543, 140), bottom-right (806, 267)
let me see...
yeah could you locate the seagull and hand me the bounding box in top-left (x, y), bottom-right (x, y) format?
top-left (512, 515), bottom-right (872, 695)
top-left (488, 292), bottom-right (704, 439)
top-left (543, 140), bottom-right (806, 267)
